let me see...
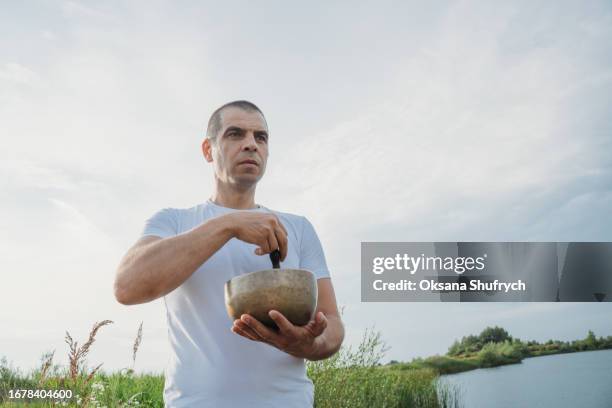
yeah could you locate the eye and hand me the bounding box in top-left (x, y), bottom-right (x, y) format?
top-left (256, 134), bottom-right (268, 142)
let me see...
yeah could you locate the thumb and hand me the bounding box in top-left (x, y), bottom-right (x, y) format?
top-left (313, 312), bottom-right (327, 335)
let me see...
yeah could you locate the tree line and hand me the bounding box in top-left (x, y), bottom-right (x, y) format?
top-left (447, 326), bottom-right (612, 358)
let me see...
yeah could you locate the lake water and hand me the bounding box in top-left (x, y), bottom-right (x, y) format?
top-left (439, 349), bottom-right (612, 408)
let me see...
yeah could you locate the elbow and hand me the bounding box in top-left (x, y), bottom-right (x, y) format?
top-left (308, 317), bottom-right (345, 361)
top-left (334, 315), bottom-right (346, 345)
top-left (114, 273), bottom-right (136, 305)
top-left (330, 327), bottom-right (345, 357)
top-left (329, 318), bottom-right (345, 356)
top-left (114, 282), bottom-right (131, 305)
top-left (114, 271), bottom-right (159, 306)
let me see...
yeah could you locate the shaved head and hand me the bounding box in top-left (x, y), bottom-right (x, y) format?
top-left (206, 100), bottom-right (267, 143)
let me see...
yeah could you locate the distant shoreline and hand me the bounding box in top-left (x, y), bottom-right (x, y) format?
top-left (384, 327), bottom-right (612, 376)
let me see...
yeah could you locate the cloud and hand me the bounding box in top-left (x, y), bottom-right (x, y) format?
top-left (1, 158), bottom-right (78, 191)
top-left (0, 63), bottom-right (40, 85)
top-left (60, 0), bottom-right (116, 21)
top-left (2, 0), bottom-right (611, 372)
top-left (265, 0), bottom-right (612, 246)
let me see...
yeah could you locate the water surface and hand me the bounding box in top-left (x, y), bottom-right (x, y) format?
top-left (440, 349), bottom-right (612, 408)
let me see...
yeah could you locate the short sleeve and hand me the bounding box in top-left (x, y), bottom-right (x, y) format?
top-left (299, 217), bottom-right (331, 279)
top-left (140, 208), bottom-right (178, 239)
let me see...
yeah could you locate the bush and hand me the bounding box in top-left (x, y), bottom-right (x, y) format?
top-left (477, 342), bottom-right (523, 368)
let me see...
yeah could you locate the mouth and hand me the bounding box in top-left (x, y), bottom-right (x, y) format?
top-left (238, 160), bottom-right (259, 166)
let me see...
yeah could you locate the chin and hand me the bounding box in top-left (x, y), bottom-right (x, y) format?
top-left (233, 175), bottom-right (262, 186)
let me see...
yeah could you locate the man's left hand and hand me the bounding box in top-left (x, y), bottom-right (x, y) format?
top-left (231, 310), bottom-right (328, 359)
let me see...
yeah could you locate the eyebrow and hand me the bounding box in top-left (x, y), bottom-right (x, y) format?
top-left (223, 126), bottom-right (243, 135)
top-left (223, 126), bottom-right (269, 137)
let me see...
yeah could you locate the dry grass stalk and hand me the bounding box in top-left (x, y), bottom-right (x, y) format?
top-left (65, 320), bottom-right (113, 380)
top-left (37, 350), bottom-right (55, 387)
top-left (132, 322), bottom-right (143, 369)
top-left (84, 362), bottom-right (104, 386)
top-left (78, 362), bottom-right (104, 408)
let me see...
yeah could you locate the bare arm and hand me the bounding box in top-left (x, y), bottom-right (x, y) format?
top-left (114, 216), bottom-right (233, 305)
top-left (305, 278), bottom-right (345, 360)
top-left (114, 212), bottom-right (289, 305)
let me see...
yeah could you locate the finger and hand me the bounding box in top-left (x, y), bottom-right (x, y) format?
top-left (235, 318), bottom-right (263, 338)
top-left (268, 310), bottom-right (297, 337)
top-left (232, 319), bottom-right (257, 340)
top-left (274, 214), bottom-right (287, 233)
top-left (272, 216), bottom-right (289, 261)
top-left (266, 228), bottom-right (280, 257)
top-left (311, 312), bottom-right (328, 337)
top-left (232, 319), bottom-right (258, 341)
top-left (232, 324), bottom-right (259, 342)
top-left (273, 223), bottom-right (289, 261)
top-left (233, 320), bottom-right (264, 342)
top-left (241, 314), bottom-right (281, 346)
top-left (256, 235), bottom-right (271, 256)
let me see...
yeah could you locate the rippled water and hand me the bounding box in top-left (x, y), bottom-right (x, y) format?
top-left (439, 349), bottom-right (612, 408)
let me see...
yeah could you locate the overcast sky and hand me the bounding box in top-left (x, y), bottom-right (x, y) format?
top-left (1, 0), bottom-right (611, 374)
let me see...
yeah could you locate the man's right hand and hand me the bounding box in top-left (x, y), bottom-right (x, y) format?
top-left (222, 212), bottom-right (288, 261)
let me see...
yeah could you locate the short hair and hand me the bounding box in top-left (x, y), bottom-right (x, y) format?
top-left (206, 100), bottom-right (267, 143)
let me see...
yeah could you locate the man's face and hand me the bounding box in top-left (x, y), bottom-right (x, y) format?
top-left (203, 107), bottom-right (269, 187)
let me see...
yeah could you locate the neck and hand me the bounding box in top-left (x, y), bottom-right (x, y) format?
top-left (210, 180), bottom-right (258, 209)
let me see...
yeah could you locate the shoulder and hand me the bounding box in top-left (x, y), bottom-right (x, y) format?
top-left (155, 203), bottom-right (206, 216)
top-left (146, 203), bottom-right (205, 228)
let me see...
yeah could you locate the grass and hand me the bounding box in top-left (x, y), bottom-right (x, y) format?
top-left (389, 355), bottom-right (480, 375)
top-left (1, 320), bottom-right (159, 407)
top-left (0, 323), bottom-right (461, 408)
top-left (307, 328), bottom-right (461, 407)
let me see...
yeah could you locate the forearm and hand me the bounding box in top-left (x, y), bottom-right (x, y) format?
top-left (115, 216), bottom-right (233, 305)
top-left (306, 315), bottom-right (345, 361)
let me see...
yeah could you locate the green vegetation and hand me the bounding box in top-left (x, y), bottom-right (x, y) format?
top-left (447, 326), bottom-right (612, 359)
top-left (3, 320), bottom-right (610, 407)
top-left (386, 326), bottom-right (612, 376)
top-left (307, 328), bottom-right (460, 407)
top-left (388, 355), bottom-right (479, 375)
top-left (0, 362), bottom-right (165, 407)
top-left (0, 320), bottom-right (163, 407)
top-left (0, 322), bottom-right (459, 408)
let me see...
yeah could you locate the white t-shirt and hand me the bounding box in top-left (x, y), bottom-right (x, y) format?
top-left (140, 199), bottom-right (331, 408)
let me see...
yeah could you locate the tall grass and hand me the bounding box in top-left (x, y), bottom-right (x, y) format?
top-left (0, 320), bottom-right (161, 407)
top-left (1, 322), bottom-right (461, 407)
top-left (307, 328), bottom-right (461, 408)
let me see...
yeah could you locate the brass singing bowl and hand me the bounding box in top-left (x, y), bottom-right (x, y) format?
top-left (224, 268), bottom-right (317, 329)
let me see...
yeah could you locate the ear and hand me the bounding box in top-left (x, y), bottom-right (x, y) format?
top-left (202, 138), bottom-right (213, 163)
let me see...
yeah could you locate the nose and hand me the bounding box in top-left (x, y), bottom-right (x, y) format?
top-left (242, 132), bottom-right (258, 152)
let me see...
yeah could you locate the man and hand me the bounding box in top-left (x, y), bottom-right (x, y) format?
top-left (113, 100), bottom-right (344, 407)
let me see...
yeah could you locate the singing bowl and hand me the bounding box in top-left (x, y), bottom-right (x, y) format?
top-left (224, 268), bottom-right (317, 329)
